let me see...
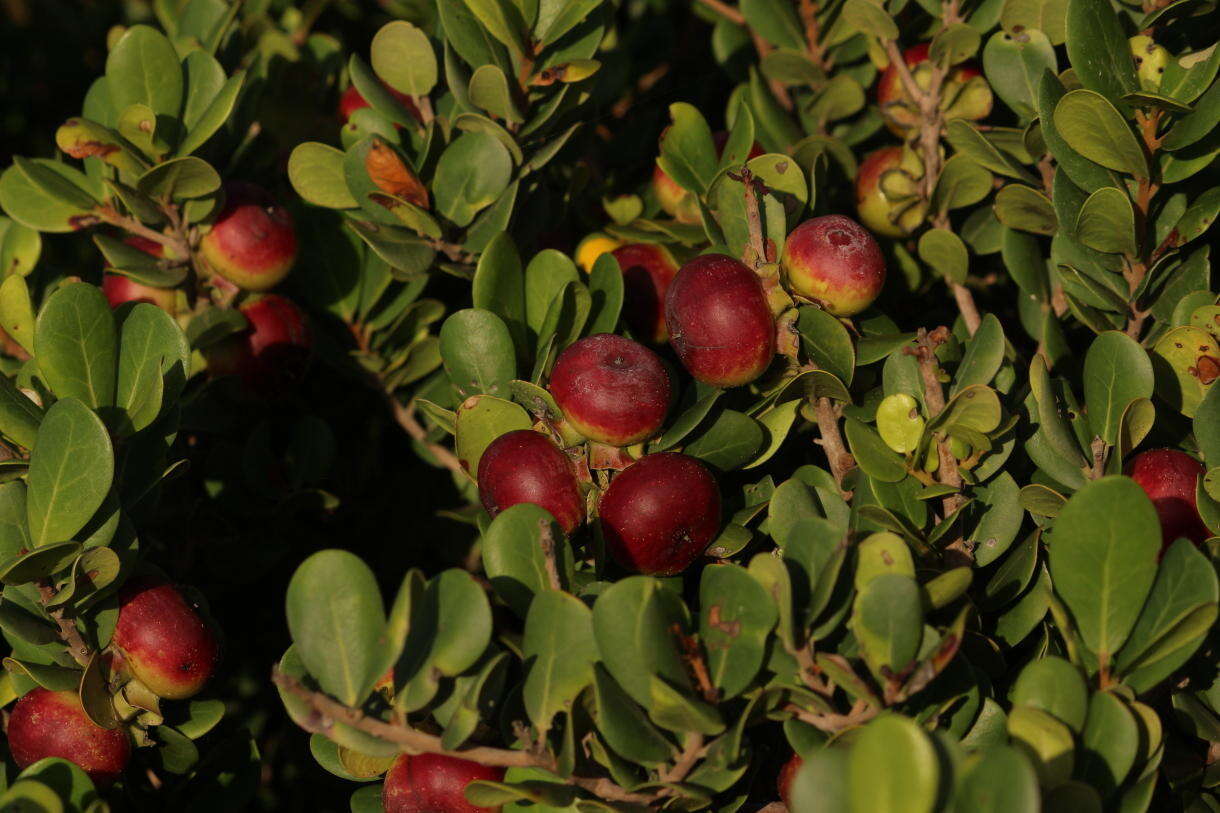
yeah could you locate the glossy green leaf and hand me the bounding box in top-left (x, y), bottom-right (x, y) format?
top-left (1083, 331), bottom-right (1154, 445)
top-left (371, 21), bottom-right (437, 97)
top-left (1047, 476), bottom-right (1160, 659)
top-left (26, 398), bottom-right (112, 548)
top-left (285, 549), bottom-right (386, 707)
top-left (848, 715), bottom-right (938, 813)
top-left (523, 591), bottom-right (596, 736)
top-left (33, 283), bottom-right (117, 408)
top-left (1053, 90), bottom-right (1148, 178)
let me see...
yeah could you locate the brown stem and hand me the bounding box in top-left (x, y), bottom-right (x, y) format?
top-left (751, 33), bottom-right (794, 111)
top-left (908, 329), bottom-right (965, 524)
top-left (948, 281), bottom-right (981, 335)
top-left (883, 24), bottom-right (981, 337)
top-left (37, 581), bottom-right (92, 668)
top-left (426, 237), bottom-right (478, 265)
top-left (659, 733), bottom-right (706, 783)
top-left (784, 699), bottom-right (879, 733)
top-left (693, 0), bottom-right (746, 26)
top-left (1089, 436), bottom-right (1108, 479)
top-left (812, 395), bottom-right (854, 496)
top-left (734, 168), bottom-right (769, 268)
top-left (272, 668), bottom-right (658, 805)
top-left (537, 518), bottom-right (563, 591)
top-left (797, 0), bottom-right (831, 71)
top-left (384, 392), bottom-right (466, 477)
top-left (94, 206), bottom-right (190, 259)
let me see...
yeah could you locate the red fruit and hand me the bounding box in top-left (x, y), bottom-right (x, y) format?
top-left (653, 133), bottom-right (765, 223)
top-left (205, 294), bottom-right (312, 394)
top-left (477, 429), bottom-right (585, 534)
top-left (339, 83), bottom-right (422, 124)
top-left (113, 577), bottom-right (220, 700)
top-left (200, 182), bottom-right (297, 291)
top-left (876, 43), bottom-right (987, 134)
top-left (612, 244), bottom-right (680, 344)
top-left (102, 236), bottom-right (176, 313)
top-left (781, 215), bottom-right (886, 316)
top-left (549, 334), bottom-right (671, 446)
top-left (7, 688), bottom-right (131, 786)
top-left (102, 275), bottom-right (177, 314)
top-left (599, 453), bottom-right (721, 575)
top-left (1126, 449), bottom-right (1210, 548)
top-left (778, 753), bottom-right (804, 807)
top-left (666, 254), bottom-right (775, 387)
top-left (382, 753), bottom-right (504, 813)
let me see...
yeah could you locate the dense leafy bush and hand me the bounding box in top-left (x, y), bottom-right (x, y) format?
top-left (0, 0), bottom-right (1217, 810)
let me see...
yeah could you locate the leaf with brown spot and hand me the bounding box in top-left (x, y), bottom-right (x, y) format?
top-left (365, 138), bottom-right (428, 209)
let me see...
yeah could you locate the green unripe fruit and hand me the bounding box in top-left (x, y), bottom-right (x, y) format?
top-left (877, 393), bottom-right (925, 454)
top-left (1129, 35), bottom-right (1169, 91)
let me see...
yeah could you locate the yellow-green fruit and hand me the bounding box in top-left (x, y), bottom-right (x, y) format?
top-left (856, 147), bottom-right (927, 238)
top-left (1130, 35), bottom-right (1169, 91)
top-left (876, 393), bottom-right (925, 453)
top-left (575, 233), bottom-right (622, 273)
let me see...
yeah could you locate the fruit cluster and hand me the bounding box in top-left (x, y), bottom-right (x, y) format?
top-left (0, 0), bottom-right (1217, 810)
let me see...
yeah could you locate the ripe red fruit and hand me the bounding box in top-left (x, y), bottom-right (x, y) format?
top-left (612, 243), bottom-right (680, 344)
top-left (200, 182), bottom-right (297, 291)
top-left (339, 83), bottom-right (422, 124)
top-left (781, 215), bottom-right (887, 316)
top-left (599, 453), bottom-right (721, 575)
top-left (206, 294), bottom-right (312, 394)
top-left (102, 236), bottom-right (177, 313)
top-left (477, 429), bottom-right (585, 533)
top-left (778, 753), bottom-right (803, 807)
top-left (666, 254), bottom-right (775, 387)
top-left (654, 133), bottom-right (765, 223)
top-left (382, 752), bottom-right (504, 813)
top-left (113, 577), bottom-right (220, 700)
top-left (7, 688), bottom-right (132, 786)
top-left (549, 334), bottom-right (671, 446)
top-left (876, 43), bottom-right (987, 135)
top-left (1126, 449), bottom-right (1210, 548)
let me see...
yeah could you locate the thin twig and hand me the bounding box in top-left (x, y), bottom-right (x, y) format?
top-left (751, 32), bottom-right (794, 111)
top-left (384, 392), bottom-right (466, 477)
top-left (882, 7), bottom-right (982, 336)
top-left (693, 0), bottom-right (746, 25)
top-left (537, 519), bottom-right (563, 591)
top-left (37, 580), bottom-right (92, 668)
top-left (784, 700), bottom-right (878, 733)
top-left (94, 206), bottom-right (190, 259)
top-left (907, 328), bottom-right (966, 529)
top-left (812, 395), bottom-right (854, 496)
top-left (659, 733), bottom-right (706, 783)
top-left (271, 668), bottom-right (658, 804)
